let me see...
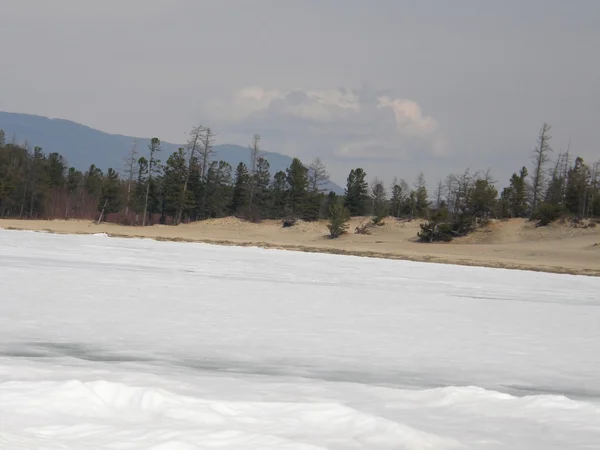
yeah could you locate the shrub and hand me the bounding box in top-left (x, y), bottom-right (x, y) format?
top-left (533, 202), bottom-right (565, 226)
top-left (327, 202), bottom-right (350, 238)
top-left (282, 217), bottom-right (298, 228)
top-left (371, 215), bottom-right (386, 226)
top-left (418, 221), bottom-right (454, 242)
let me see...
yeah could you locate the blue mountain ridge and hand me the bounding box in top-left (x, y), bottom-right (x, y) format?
top-left (0, 112), bottom-right (343, 193)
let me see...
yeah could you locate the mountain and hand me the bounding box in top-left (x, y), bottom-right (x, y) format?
top-left (0, 112), bottom-right (343, 193)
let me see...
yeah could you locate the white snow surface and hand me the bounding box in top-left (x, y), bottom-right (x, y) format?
top-left (0, 230), bottom-right (599, 449)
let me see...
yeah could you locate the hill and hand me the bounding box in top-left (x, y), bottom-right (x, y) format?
top-left (0, 112), bottom-right (343, 193)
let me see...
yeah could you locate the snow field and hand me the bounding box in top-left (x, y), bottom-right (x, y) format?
top-left (0, 230), bottom-right (599, 449)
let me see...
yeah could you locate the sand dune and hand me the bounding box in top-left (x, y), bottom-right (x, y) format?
top-left (1, 217), bottom-right (599, 276)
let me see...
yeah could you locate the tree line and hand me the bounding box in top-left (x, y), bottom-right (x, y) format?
top-left (0, 123), bottom-right (598, 240)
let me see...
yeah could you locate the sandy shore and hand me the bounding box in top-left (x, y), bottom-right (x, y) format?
top-left (1, 217), bottom-right (599, 276)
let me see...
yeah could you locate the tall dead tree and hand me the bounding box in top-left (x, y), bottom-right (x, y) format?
top-left (247, 134), bottom-right (262, 215)
top-left (434, 180), bottom-right (445, 209)
top-left (199, 127), bottom-right (216, 219)
top-left (142, 138), bottom-right (161, 226)
top-left (588, 160), bottom-right (600, 218)
top-left (530, 123), bottom-right (553, 214)
top-left (123, 139), bottom-right (138, 216)
top-left (308, 158), bottom-right (330, 193)
top-left (175, 125), bottom-right (204, 225)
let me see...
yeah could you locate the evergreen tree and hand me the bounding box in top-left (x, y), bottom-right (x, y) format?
top-left (469, 179), bottom-right (498, 219)
top-left (389, 179), bottom-right (409, 218)
top-left (344, 168), bottom-right (369, 216)
top-left (28, 147), bottom-right (48, 218)
top-left (565, 157), bottom-right (590, 217)
top-left (142, 138), bottom-right (161, 226)
top-left (501, 167), bottom-right (529, 218)
top-left (269, 170), bottom-right (288, 219)
top-left (97, 168), bottom-right (121, 221)
top-left (231, 162), bottom-right (250, 216)
top-left (327, 199), bottom-right (350, 238)
top-left (162, 148), bottom-right (189, 220)
top-left (371, 179), bottom-right (388, 224)
top-left (286, 158), bottom-right (309, 217)
top-left (411, 173), bottom-right (429, 218)
top-left (130, 157), bottom-right (149, 224)
top-left (205, 161), bottom-right (233, 218)
top-left (251, 156), bottom-right (271, 220)
top-left (65, 167), bottom-right (83, 217)
top-left (0, 129), bottom-right (5, 148)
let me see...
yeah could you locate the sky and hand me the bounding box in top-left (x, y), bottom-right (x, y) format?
top-left (1, 0), bottom-right (599, 187)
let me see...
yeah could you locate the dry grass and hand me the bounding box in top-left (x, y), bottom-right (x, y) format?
top-left (2, 217), bottom-right (600, 277)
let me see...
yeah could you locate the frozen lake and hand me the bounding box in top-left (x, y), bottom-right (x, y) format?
top-left (1, 229), bottom-right (599, 449)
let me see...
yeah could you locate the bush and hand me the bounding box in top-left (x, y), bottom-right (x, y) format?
top-left (418, 221), bottom-right (454, 242)
top-left (371, 215), bottom-right (386, 226)
top-left (282, 217), bottom-right (298, 228)
top-left (417, 213), bottom-right (477, 242)
top-left (533, 202), bottom-right (565, 226)
top-left (327, 202), bottom-right (350, 238)
top-left (355, 219), bottom-right (372, 235)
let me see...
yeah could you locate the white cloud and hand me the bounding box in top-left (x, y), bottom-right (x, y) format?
top-left (376, 97), bottom-right (438, 137)
top-left (203, 86), bottom-right (448, 177)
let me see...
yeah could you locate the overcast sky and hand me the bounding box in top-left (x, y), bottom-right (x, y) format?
top-left (2, 0), bottom-right (599, 186)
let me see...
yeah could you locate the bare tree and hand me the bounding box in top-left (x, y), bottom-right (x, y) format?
top-left (530, 123), bottom-right (553, 213)
top-left (199, 127), bottom-right (216, 219)
top-left (444, 174), bottom-right (457, 213)
top-left (308, 158), bottom-right (330, 193)
top-left (248, 134), bottom-right (262, 214)
top-left (123, 139), bottom-right (138, 216)
top-left (587, 160), bottom-right (600, 218)
top-left (142, 138), bottom-right (161, 226)
top-left (434, 180), bottom-right (446, 209)
top-left (175, 125), bottom-right (205, 224)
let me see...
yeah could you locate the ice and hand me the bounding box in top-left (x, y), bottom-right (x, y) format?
top-left (1, 230), bottom-right (599, 449)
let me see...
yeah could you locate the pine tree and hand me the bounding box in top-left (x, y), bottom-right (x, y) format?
top-left (132, 157), bottom-right (148, 223)
top-left (0, 129), bottom-right (5, 148)
top-left (231, 162), bottom-right (250, 216)
top-left (65, 167), bottom-right (82, 217)
top-left (412, 173), bottom-right (429, 218)
top-left (97, 168), bottom-right (121, 222)
top-left (389, 179), bottom-right (409, 218)
top-left (344, 168), bottom-right (369, 216)
top-left (469, 179), bottom-right (498, 219)
top-left (162, 148), bottom-right (189, 221)
top-left (565, 157), bottom-right (590, 217)
top-left (205, 161), bottom-right (233, 218)
top-left (269, 170), bottom-right (288, 219)
top-left (28, 147), bottom-right (47, 218)
top-left (286, 158), bottom-right (309, 217)
top-left (501, 167), bottom-right (529, 218)
top-left (327, 200), bottom-right (351, 238)
top-left (142, 138), bottom-right (161, 226)
top-left (251, 156), bottom-right (271, 220)
top-left (371, 179), bottom-right (388, 224)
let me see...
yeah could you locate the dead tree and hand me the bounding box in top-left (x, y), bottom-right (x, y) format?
top-left (308, 158), bottom-right (330, 193)
top-left (199, 127), bottom-right (216, 219)
top-left (530, 123), bottom-right (553, 213)
top-left (175, 125), bottom-right (205, 225)
top-left (123, 139), bottom-right (138, 216)
top-left (142, 138), bottom-right (161, 226)
top-left (247, 134), bottom-right (262, 215)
